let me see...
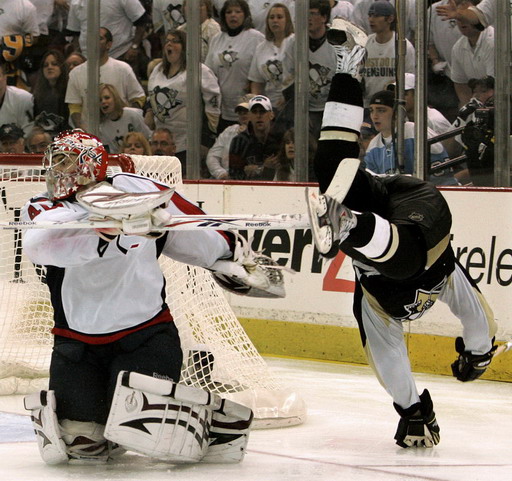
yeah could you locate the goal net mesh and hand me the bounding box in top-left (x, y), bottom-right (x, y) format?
top-left (0, 154), bottom-right (306, 428)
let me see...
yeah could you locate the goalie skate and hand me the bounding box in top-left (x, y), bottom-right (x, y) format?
top-left (306, 158), bottom-right (359, 257)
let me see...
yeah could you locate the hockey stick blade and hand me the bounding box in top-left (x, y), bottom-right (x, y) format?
top-left (324, 157), bottom-right (360, 202)
top-left (492, 341), bottom-right (512, 358)
top-left (3, 213), bottom-right (311, 231)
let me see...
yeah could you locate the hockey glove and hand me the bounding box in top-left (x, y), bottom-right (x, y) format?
top-left (394, 389), bottom-right (440, 448)
top-left (451, 336), bottom-right (496, 382)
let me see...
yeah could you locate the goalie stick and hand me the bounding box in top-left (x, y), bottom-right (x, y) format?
top-left (2, 213), bottom-right (311, 231)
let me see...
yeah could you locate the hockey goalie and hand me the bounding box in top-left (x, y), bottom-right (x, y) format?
top-left (21, 130), bottom-right (284, 465)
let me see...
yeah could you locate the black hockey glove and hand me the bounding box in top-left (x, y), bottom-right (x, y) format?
top-left (451, 336), bottom-right (496, 382)
top-left (394, 389), bottom-right (440, 448)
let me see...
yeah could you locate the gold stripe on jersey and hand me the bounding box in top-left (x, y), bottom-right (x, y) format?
top-left (425, 233), bottom-right (450, 269)
top-left (319, 130), bottom-right (359, 143)
top-left (371, 223), bottom-right (399, 263)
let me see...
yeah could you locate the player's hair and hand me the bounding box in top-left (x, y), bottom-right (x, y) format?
top-left (468, 76), bottom-right (494, 92)
top-left (265, 3), bottom-right (294, 42)
top-left (219, 0), bottom-right (254, 32)
top-left (122, 131), bottom-right (152, 155)
top-left (99, 83), bottom-right (126, 121)
top-left (161, 29), bottom-right (187, 76)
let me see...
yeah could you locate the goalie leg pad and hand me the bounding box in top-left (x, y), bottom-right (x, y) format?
top-left (24, 390), bottom-right (68, 465)
top-left (104, 371), bottom-right (219, 463)
top-left (201, 398), bottom-right (254, 463)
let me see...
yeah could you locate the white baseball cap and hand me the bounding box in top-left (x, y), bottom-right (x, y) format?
top-left (387, 73), bottom-right (415, 91)
top-left (248, 95), bottom-right (273, 112)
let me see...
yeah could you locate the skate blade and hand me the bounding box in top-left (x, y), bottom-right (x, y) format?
top-left (305, 187), bottom-right (333, 255)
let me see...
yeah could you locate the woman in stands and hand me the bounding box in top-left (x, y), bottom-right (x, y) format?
top-left (205, 0), bottom-right (264, 133)
top-left (248, 3), bottom-right (295, 114)
top-left (121, 131), bottom-right (153, 156)
top-left (33, 50), bottom-right (70, 136)
top-left (146, 29), bottom-right (221, 171)
top-left (98, 83), bottom-right (151, 154)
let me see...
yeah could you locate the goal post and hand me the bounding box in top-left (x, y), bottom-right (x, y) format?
top-left (0, 153), bottom-right (306, 428)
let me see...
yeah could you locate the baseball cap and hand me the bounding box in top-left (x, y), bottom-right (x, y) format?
top-left (248, 95), bottom-right (272, 112)
top-left (0, 123), bottom-right (24, 140)
top-left (387, 73), bottom-right (415, 92)
top-left (369, 90), bottom-right (395, 108)
top-left (368, 1), bottom-right (396, 17)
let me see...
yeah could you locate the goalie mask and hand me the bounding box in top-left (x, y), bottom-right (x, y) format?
top-left (44, 130), bottom-right (109, 200)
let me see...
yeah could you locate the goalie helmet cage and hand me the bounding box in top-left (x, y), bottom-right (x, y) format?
top-left (0, 153), bottom-right (306, 429)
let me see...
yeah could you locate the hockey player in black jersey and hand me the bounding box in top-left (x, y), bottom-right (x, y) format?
top-left (21, 130), bottom-right (284, 465)
top-left (307, 19), bottom-right (498, 448)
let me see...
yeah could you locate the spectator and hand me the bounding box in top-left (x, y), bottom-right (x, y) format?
top-left (0, 0), bottom-right (39, 39)
top-left (228, 94), bottom-right (283, 180)
top-left (146, 29), bottom-right (221, 171)
top-left (364, 90), bottom-right (458, 185)
top-left (65, 51), bottom-right (86, 72)
top-left (121, 131), bottom-right (153, 156)
top-left (352, 0), bottom-right (415, 39)
top-left (32, 49), bottom-right (70, 136)
top-left (329, 0), bottom-right (355, 22)
top-left (178, 0), bottom-right (221, 63)
top-left (245, 0), bottom-right (295, 34)
top-left (26, 127), bottom-right (52, 153)
top-left (358, 120), bottom-right (378, 161)
top-left (205, 0), bottom-right (264, 133)
top-left (206, 95), bottom-right (251, 179)
top-left (387, 73), bottom-right (460, 159)
top-left (248, 3), bottom-right (295, 114)
top-left (153, 0), bottom-right (186, 34)
top-left (303, 0), bottom-right (336, 141)
top-left (437, 0), bottom-right (496, 28)
top-left (65, 27), bottom-right (146, 131)
top-left (99, 83), bottom-right (152, 154)
top-left (0, 123), bottom-right (26, 153)
top-left (362, 1), bottom-right (415, 108)
top-left (0, 60), bottom-right (34, 136)
top-left (450, 0), bottom-right (494, 107)
top-left (150, 127), bottom-right (177, 156)
top-left (65, 0), bottom-right (150, 80)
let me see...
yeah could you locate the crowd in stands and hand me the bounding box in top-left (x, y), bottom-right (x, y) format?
top-left (0, 0), bottom-right (500, 186)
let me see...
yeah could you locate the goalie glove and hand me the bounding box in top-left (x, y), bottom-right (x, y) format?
top-left (394, 389), bottom-right (440, 448)
top-left (451, 336), bottom-right (496, 382)
top-left (209, 234), bottom-right (289, 298)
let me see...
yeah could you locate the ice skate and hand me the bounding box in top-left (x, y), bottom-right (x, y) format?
top-left (327, 18), bottom-right (367, 80)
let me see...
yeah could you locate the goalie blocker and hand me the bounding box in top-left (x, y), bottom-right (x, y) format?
top-left (25, 372), bottom-right (253, 465)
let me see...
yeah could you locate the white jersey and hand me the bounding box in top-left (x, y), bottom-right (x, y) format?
top-left (206, 123), bottom-right (243, 179)
top-left (0, 86), bottom-right (34, 135)
top-left (428, 1), bottom-right (462, 79)
top-left (99, 107), bottom-right (152, 154)
top-left (27, 0), bottom-right (53, 35)
top-left (147, 62), bottom-right (221, 153)
top-left (362, 34), bottom-right (415, 107)
top-left (67, 0), bottom-right (145, 58)
top-left (205, 28), bottom-right (265, 121)
top-left (426, 106), bottom-right (452, 136)
top-left (248, 34), bottom-right (295, 109)
top-left (65, 57), bottom-right (145, 128)
top-left (152, 0), bottom-right (185, 34)
top-left (330, 1), bottom-right (354, 22)
top-left (0, 0), bottom-right (39, 36)
top-left (21, 173), bottom-right (232, 340)
top-left (450, 27), bottom-right (495, 85)
top-left (308, 40), bottom-right (337, 112)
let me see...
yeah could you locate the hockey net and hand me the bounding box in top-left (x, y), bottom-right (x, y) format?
top-left (0, 153), bottom-right (306, 428)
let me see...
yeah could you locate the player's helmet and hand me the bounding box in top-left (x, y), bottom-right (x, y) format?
top-left (44, 130), bottom-right (108, 200)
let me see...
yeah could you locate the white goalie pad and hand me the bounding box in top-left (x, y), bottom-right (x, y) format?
top-left (24, 390), bottom-right (68, 465)
top-left (104, 371), bottom-right (221, 463)
top-left (201, 398), bottom-right (253, 463)
top-left (76, 182), bottom-right (174, 217)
